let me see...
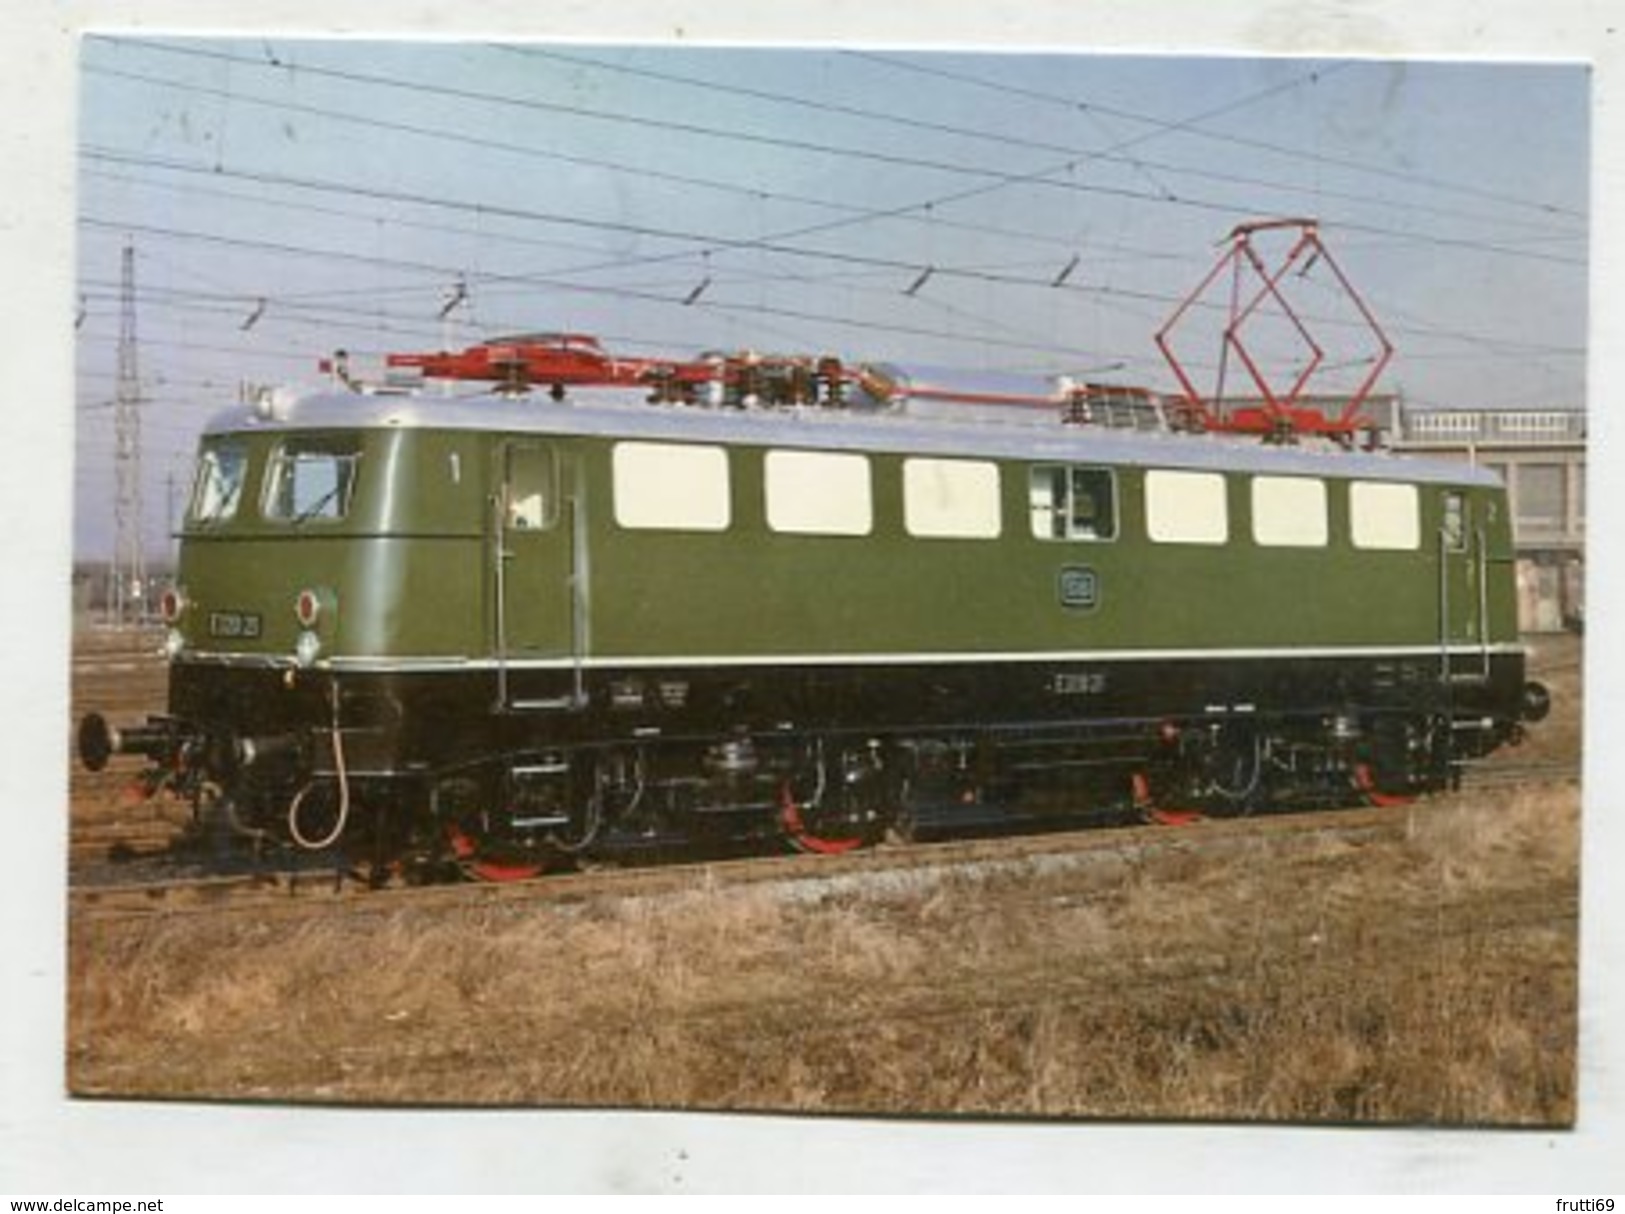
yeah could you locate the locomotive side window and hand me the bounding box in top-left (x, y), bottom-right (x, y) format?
top-left (1145, 469), bottom-right (1227, 545)
top-left (504, 444), bottom-right (557, 530)
top-left (612, 441), bottom-right (730, 531)
top-left (188, 444), bottom-right (248, 523)
top-left (1028, 465), bottom-right (1116, 541)
top-left (1350, 481), bottom-right (1421, 550)
top-left (1251, 476), bottom-right (1328, 547)
top-left (764, 450), bottom-right (872, 536)
top-left (903, 458), bottom-right (1001, 539)
top-left (263, 439), bottom-right (361, 523)
top-left (1441, 490), bottom-right (1468, 551)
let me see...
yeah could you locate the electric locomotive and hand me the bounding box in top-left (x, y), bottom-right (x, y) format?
top-left (77, 340), bottom-right (1550, 880)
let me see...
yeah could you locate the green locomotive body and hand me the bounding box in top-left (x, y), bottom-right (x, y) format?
top-left (79, 386), bottom-right (1547, 875)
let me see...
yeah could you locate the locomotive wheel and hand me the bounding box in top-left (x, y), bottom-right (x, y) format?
top-left (1352, 762), bottom-right (1415, 809)
top-left (445, 823), bottom-right (548, 883)
top-left (1145, 807), bottom-right (1205, 827)
top-left (778, 780), bottom-right (870, 855)
top-left (1131, 771), bottom-right (1205, 827)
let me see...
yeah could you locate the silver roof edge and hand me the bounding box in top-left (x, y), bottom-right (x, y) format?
top-left (200, 390), bottom-right (1500, 486)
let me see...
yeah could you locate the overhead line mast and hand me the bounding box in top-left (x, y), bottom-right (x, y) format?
top-left (112, 239), bottom-right (146, 626)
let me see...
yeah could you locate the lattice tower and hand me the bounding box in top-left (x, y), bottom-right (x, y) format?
top-left (112, 240), bottom-right (145, 625)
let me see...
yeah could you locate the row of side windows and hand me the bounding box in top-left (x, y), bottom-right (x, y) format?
top-left (607, 441), bottom-right (1436, 551)
top-left (612, 442), bottom-right (1001, 539)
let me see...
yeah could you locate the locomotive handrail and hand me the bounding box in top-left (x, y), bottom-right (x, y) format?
top-left (1437, 526), bottom-right (1452, 685)
top-left (1475, 525), bottom-right (1492, 682)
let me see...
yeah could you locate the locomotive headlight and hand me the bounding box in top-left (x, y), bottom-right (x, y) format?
top-left (162, 629), bottom-right (186, 659)
top-left (294, 587), bottom-right (334, 668)
top-left (295, 629), bottom-right (323, 669)
top-left (160, 586), bottom-right (187, 624)
top-left (295, 588), bottom-right (323, 629)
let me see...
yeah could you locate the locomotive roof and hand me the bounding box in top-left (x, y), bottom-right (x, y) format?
top-left (205, 389), bottom-right (1500, 488)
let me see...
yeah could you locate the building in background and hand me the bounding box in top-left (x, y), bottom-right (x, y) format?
top-left (1208, 396), bottom-right (1584, 634)
top-left (1393, 407), bottom-right (1585, 633)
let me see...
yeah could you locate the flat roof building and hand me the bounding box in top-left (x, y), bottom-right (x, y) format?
top-left (1205, 397), bottom-right (1584, 633)
top-left (1393, 407), bottom-right (1585, 633)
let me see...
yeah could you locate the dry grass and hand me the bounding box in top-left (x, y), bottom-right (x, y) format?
top-left (65, 635), bottom-right (1583, 1123)
top-left (67, 783), bottom-right (1579, 1122)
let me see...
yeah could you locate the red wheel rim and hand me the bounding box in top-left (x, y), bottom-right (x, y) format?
top-left (780, 785), bottom-right (867, 855)
top-left (1133, 771), bottom-right (1204, 826)
top-left (1353, 763), bottom-right (1414, 808)
top-left (464, 857), bottom-right (547, 882)
top-left (1130, 771), bottom-right (1152, 807)
top-left (447, 824), bottom-right (546, 883)
top-left (1146, 807), bottom-right (1205, 827)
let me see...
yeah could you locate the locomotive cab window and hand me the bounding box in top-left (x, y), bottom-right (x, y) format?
top-left (1029, 465), bottom-right (1116, 541)
top-left (504, 443), bottom-right (558, 530)
top-left (263, 438), bottom-right (362, 523)
top-left (188, 443), bottom-right (249, 524)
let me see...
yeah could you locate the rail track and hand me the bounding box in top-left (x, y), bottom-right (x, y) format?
top-left (1452, 756), bottom-right (1581, 788)
top-left (66, 755), bottom-right (1580, 925)
top-left (67, 753), bottom-right (1580, 868)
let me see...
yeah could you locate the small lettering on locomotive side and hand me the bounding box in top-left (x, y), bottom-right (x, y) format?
top-left (1051, 671), bottom-right (1108, 696)
top-left (207, 611), bottom-right (262, 639)
top-left (608, 679), bottom-right (646, 710)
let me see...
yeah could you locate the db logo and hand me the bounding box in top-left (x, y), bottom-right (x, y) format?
top-left (1057, 566), bottom-right (1099, 610)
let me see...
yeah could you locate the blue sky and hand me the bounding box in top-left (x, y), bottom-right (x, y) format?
top-left (74, 40), bottom-right (1588, 560)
